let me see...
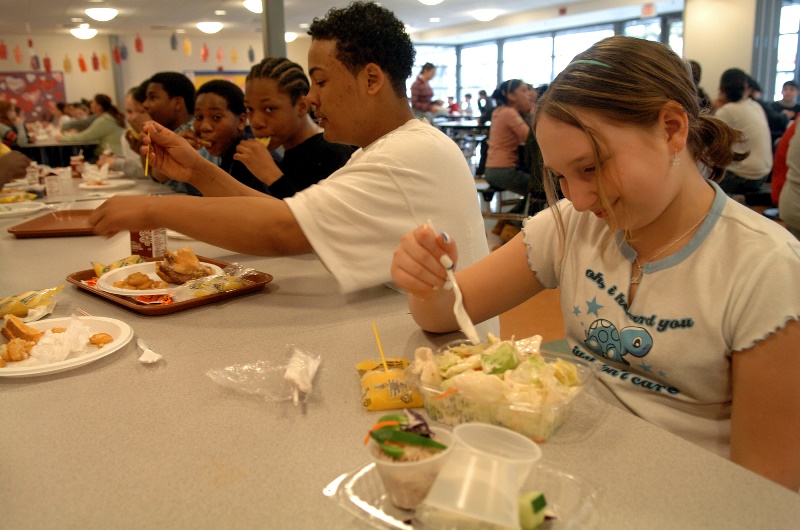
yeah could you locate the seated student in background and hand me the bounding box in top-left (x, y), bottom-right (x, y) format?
top-left (59, 94), bottom-right (125, 159)
top-left (180, 79), bottom-right (268, 194)
top-left (484, 79), bottom-right (533, 200)
top-left (89, 1), bottom-right (490, 298)
top-left (61, 101), bottom-right (96, 133)
top-left (391, 36), bottom-right (800, 490)
top-left (713, 68), bottom-right (772, 197)
top-left (747, 76), bottom-right (789, 145)
top-left (0, 101), bottom-right (23, 147)
top-left (771, 80), bottom-right (800, 120)
top-left (233, 57), bottom-right (355, 198)
top-left (97, 83), bottom-right (149, 178)
top-left (142, 71), bottom-right (208, 195)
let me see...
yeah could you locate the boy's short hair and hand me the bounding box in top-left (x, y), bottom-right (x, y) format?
top-left (783, 80), bottom-right (799, 90)
top-left (308, 1), bottom-right (415, 98)
top-left (148, 72), bottom-right (196, 114)
top-left (196, 79), bottom-right (245, 115)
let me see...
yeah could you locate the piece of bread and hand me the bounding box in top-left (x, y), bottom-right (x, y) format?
top-left (155, 247), bottom-right (214, 284)
top-left (1, 314), bottom-right (44, 343)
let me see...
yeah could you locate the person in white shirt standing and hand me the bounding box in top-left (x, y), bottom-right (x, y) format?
top-left (713, 68), bottom-right (773, 197)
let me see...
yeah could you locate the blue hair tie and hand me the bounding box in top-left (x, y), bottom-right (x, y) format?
top-left (568, 59), bottom-right (612, 69)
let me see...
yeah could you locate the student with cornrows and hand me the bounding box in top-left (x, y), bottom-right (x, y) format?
top-left (234, 57), bottom-right (355, 198)
top-left (391, 36), bottom-right (800, 490)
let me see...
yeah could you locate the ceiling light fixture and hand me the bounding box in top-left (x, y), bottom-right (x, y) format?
top-left (70, 23), bottom-right (98, 39)
top-left (471, 9), bottom-right (502, 22)
top-left (85, 8), bottom-right (118, 22)
top-left (284, 32), bottom-right (298, 43)
top-left (215, 10), bottom-right (227, 16)
top-left (430, 17), bottom-right (440, 22)
top-left (243, 0), bottom-right (263, 14)
top-left (418, 0), bottom-right (444, 5)
top-left (196, 21), bottom-right (224, 34)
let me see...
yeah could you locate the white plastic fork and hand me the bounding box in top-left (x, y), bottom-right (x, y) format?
top-left (427, 220), bottom-right (480, 345)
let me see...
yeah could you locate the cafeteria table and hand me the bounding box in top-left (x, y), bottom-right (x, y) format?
top-left (1, 194), bottom-right (799, 529)
top-left (18, 139), bottom-right (100, 166)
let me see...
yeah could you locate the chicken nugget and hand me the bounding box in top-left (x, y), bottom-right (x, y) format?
top-left (90, 333), bottom-right (114, 348)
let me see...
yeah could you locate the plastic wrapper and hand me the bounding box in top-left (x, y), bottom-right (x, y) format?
top-left (357, 358), bottom-right (424, 411)
top-left (0, 286), bottom-right (63, 318)
top-left (91, 255), bottom-right (145, 277)
top-left (171, 263), bottom-right (254, 302)
top-left (206, 344), bottom-right (320, 403)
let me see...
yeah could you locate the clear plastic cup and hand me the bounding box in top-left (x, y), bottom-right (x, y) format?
top-left (414, 423), bottom-right (542, 530)
top-left (454, 422), bottom-right (542, 487)
top-left (367, 426), bottom-right (453, 510)
top-left (44, 168), bottom-right (76, 210)
top-left (415, 446), bottom-right (523, 529)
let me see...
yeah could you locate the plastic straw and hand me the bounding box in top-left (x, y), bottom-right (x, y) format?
top-left (372, 322), bottom-right (389, 372)
top-left (144, 130), bottom-right (151, 177)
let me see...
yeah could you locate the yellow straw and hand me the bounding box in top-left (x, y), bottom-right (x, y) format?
top-left (144, 129), bottom-right (151, 177)
top-left (372, 322), bottom-right (389, 372)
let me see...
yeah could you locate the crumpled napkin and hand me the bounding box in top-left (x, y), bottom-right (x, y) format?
top-left (81, 163), bottom-right (109, 182)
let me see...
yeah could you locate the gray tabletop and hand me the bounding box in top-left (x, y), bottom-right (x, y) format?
top-left (1, 192), bottom-right (799, 529)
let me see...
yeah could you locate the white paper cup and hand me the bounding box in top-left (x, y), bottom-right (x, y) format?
top-left (367, 426), bottom-right (453, 510)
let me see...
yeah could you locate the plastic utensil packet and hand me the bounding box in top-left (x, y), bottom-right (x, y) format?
top-left (171, 264), bottom-right (255, 303)
top-left (206, 345), bottom-right (319, 403)
top-left (207, 359), bottom-right (295, 402)
top-left (284, 345), bottom-right (322, 405)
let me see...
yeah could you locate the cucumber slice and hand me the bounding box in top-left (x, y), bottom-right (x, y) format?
top-left (519, 490), bottom-right (547, 530)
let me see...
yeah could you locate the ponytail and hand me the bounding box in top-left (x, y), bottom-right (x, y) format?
top-left (689, 112), bottom-right (748, 182)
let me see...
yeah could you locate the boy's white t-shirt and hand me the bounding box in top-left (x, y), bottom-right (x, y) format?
top-left (523, 182), bottom-right (800, 456)
top-left (286, 118), bottom-right (489, 294)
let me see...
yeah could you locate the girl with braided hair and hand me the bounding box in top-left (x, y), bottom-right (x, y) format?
top-left (234, 57), bottom-right (355, 198)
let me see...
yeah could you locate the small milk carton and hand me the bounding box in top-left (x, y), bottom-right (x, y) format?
top-left (130, 228), bottom-right (167, 258)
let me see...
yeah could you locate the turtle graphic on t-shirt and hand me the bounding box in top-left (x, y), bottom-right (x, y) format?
top-left (584, 319), bottom-right (653, 366)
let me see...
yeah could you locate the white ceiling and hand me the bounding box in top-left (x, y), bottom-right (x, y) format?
top-left (2, 0), bottom-right (594, 44)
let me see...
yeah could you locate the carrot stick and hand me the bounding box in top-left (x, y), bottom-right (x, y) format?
top-left (362, 420), bottom-right (400, 444)
top-left (435, 387), bottom-right (458, 399)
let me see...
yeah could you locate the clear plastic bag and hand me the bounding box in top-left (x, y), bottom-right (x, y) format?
top-left (171, 263), bottom-right (256, 302)
top-left (206, 345), bottom-right (320, 404)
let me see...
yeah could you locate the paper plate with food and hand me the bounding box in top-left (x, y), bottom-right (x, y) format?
top-left (96, 247), bottom-right (224, 296)
top-left (0, 190), bottom-right (37, 203)
top-left (78, 179), bottom-right (136, 190)
top-left (0, 314), bottom-right (134, 377)
top-left (0, 202), bottom-right (47, 218)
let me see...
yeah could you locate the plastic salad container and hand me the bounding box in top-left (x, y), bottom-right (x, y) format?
top-left (407, 339), bottom-right (598, 442)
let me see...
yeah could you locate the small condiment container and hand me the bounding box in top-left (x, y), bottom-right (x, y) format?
top-left (69, 154), bottom-right (84, 179)
top-left (130, 228), bottom-right (167, 258)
